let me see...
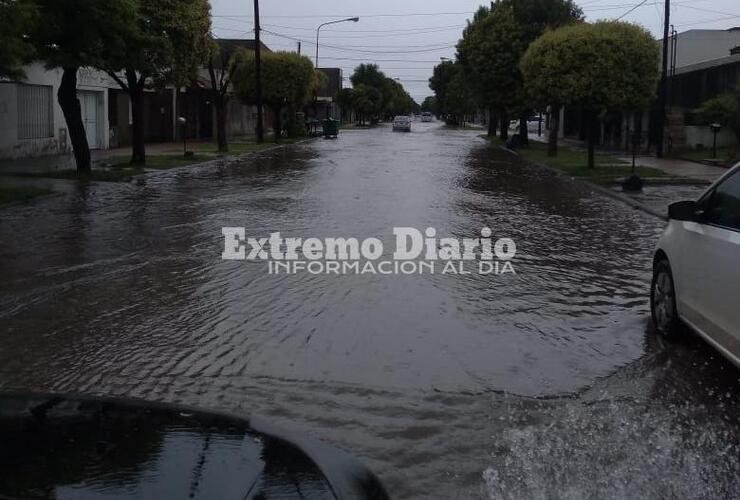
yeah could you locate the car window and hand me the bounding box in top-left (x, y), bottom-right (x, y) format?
top-left (704, 171), bottom-right (740, 230)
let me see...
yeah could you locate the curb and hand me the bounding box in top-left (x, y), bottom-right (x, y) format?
top-left (497, 145), bottom-right (668, 221)
top-left (0, 190), bottom-right (64, 210)
top-left (133, 137), bottom-right (318, 179)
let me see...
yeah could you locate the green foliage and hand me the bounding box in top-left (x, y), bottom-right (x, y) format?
top-left (101, 0), bottom-right (212, 88)
top-left (457, 4), bottom-right (525, 113)
top-left (521, 21), bottom-right (660, 113)
top-left (350, 83), bottom-right (382, 120)
top-left (694, 80), bottom-right (740, 142)
top-left (348, 63), bottom-right (417, 119)
top-left (32, 0), bottom-right (136, 70)
top-left (421, 96), bottom-right (437, 113)
top-left (429, 61), bottom-right (474, 122)
top-left (233, 50), bottom-right (320, 111)
top-left (0, 0), bottom-right (36, 79)
top-left (350, 63), bottom-right (386, 89)
top-left (455, 0), bottom-right (581, 119)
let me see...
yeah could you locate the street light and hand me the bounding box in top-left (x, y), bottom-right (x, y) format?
top-left (316, 17), bottom-right (359, 68)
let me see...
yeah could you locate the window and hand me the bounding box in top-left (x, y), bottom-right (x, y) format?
top-left (17, 84), bottom-right (53, 140)
top-left (704, 171), bottom-right (740, 231)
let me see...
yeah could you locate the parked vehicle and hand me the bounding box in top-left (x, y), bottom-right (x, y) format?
top-left (650, 162), bottom-right (740, 367)
top-left (421, 112), bottom-right (433, 122)
top-left (392, 115), bottom-right (412, 132)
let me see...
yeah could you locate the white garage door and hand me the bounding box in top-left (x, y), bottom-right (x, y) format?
top-left (79, 91), bottom-right (99, 149)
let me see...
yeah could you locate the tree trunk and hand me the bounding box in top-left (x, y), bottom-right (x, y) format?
top-left (547, 107), bottom-right (559, 157)
top-left (273, 106), bottom-right (282, 143)
top-left (487, 106), bottom-right (496, 136)
top-left (129, 88), bottom-right (146, 165)
top-left (215, 94), bottom-right (228, 153)
top-left (587, 111), bottom-right (597, 169)
top-left (499, 114), bottom-right (508, 141)
top-left (519, 115), bottom-right (528, 147)
top-left (58, 67), bottom-right (91, 173)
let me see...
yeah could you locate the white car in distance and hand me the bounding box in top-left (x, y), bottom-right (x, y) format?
top-left (392, 115), bottom-right (412, 132)
top-left (651, 162), bottom-right (740, 367)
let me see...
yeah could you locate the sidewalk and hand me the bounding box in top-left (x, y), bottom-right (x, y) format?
top-left (614, 155), bottom-right (728, 184)
top-left (0, 140), bottom-right (216, 175)
top-left (526, 132), bottom-right (728, 183)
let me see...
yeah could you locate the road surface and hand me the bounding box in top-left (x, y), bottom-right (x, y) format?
top-left (0, 122), bottom-right (737, 498)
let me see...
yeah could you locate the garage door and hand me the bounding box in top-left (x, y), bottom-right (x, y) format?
top-left (79, 91), bottom-right (99, 149)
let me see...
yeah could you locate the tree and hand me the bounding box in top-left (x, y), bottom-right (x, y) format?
top-left (0, 0), bottom-right (35, 80)
top-left (694, 80), bottom-right (740, 145)
top-left (349, 63), bottom-right (415, 121)
top-left (32, 0), bottom-right (135, 172)
top-left (457, 0), bottom-right (581, 141)
top-left (336, 87), bottom-right (354, 123)
top-left (102, 0), bottom-right (211, 165)
top-left (429, 61), bottom-right (474, 126)
top-left (521, 21), bottom-right (660, 167)
top-left (234, 51), bottom-right (320, 142)
top-left (350, 84), bottom-right (382, 125)
top-left (197, 38), bottom-right (243, 153)
top-left (457, 4), bottom-right (525, 139)
top-left (421, 96), bottom-right (437, 115)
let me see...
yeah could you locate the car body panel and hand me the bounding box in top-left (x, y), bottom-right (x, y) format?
top-left (654, 163), bottom-right (740, 367)
top-left (392, 116), bottom-right (411, 132)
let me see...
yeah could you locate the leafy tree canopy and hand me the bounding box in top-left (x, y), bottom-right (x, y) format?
top-left (233, 50), bottom-right (321, 110)
top-left (694, 80), bottom-right (740, 142)
top-left (521, 20), bottom-right (660, 113)
top-left (102, 0), bottom-right (212, 89)
top-left (0, 0), bottom-right (36, 79)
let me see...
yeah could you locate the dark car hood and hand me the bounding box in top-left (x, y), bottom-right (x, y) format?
top-left (0, 393), bottom-right (389, 500)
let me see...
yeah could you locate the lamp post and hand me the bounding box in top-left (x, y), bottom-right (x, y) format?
top-left (177, 116), bottom-right (188, 157)
top-left (316, 17), bottom-right (359, 68)
top-left (710, 123), bottom-right (721, 159)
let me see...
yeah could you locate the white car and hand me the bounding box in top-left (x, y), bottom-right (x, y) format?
top-left (421, 112), bottom-right (433, 122)
top-left (651, 162), bottom-right (740, 366)
top-left (392, 116), bottom-right (411, 132)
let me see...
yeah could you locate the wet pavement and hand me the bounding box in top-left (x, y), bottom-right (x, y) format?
top-left (1, 122), bottom-right (738, 499)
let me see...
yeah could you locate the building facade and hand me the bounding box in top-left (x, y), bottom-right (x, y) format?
top-left (0, 39), bottom-right (272, 160)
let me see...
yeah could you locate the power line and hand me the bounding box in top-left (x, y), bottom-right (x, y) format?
top-left (261, 23), bottom-right (465, 34)
top-left (615, 0), bottom-right (650, 21)
top-left (213, 11), bottom-right (473, 19)
top-left (674, 4), bottom-right (740, 17)
top-left (675, 14), bottom-right (740, 27)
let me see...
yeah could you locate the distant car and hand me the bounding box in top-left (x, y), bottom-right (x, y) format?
top-left (650, 162), bottom-right (740, 367)
top-left (392, 115), bottom-right (412, 132)
top-left (421, 112), bottom-right (433, 122)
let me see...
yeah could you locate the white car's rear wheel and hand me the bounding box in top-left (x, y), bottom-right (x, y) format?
top-left (650, 259), bottom-right (682, 337)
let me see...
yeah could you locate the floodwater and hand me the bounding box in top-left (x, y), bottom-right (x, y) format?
top-left (1, 123), bottom-right (737, 499)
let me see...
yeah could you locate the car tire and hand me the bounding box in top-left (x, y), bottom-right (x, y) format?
top-left (650, 258), bottom-right (682, 337)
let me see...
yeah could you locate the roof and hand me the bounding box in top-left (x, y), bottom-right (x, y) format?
top-left (674, 53), bottom-right (740, 76)
top-left (216, 39), bottom-right (272, 62)
top-left (664, 28), bottom-right (740, 69)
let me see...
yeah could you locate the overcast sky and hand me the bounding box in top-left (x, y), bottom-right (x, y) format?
top-left (209, 0), bottom-right (740, 102)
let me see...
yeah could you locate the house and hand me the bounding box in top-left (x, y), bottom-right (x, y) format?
top-left (665, 28), bottom-right (740, 150)
top-left (0, 64), bottom-right (116, 158)
top-left (308, 68), bottom-right (343, 120)
top-left (0, 39), bottom-right (272, 161)
top-left (552, 27), bottom-right (740, 153)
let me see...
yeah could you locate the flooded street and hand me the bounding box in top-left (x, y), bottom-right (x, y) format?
top-left (1, 123), bottom-right (737, 498)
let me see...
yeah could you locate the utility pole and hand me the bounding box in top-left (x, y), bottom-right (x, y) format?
top-left (656, 0), bottom-right (669, 157)
top-left (253, 0), bottom-right (264, 143)
top-left (297, 41), bottom-right (301, 55)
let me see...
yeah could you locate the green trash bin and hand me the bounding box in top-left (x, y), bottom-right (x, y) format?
top-left (322, 118), bottom-right (339, 139)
